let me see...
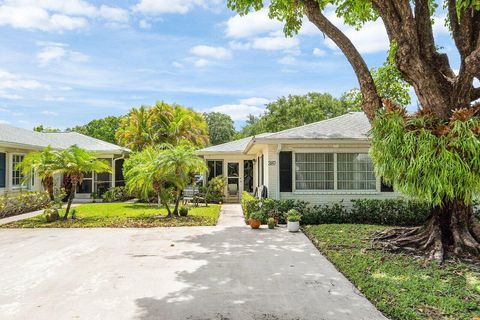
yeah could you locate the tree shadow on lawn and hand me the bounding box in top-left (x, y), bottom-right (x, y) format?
top-left (134, 226), bottom-right (385, 320)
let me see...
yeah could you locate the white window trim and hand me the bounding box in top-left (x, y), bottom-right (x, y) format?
top-left (10, 153), bottom-right (27, 189)
top-left (292, 151), bottom-right (380, 194)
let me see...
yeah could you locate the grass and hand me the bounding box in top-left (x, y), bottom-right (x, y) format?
top-left (303, 224), bottom-right (480, 320)
top-left (2, 202), bottom-right (221, 228)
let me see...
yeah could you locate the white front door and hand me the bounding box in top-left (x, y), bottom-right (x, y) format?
top-left (226, 162), bottom-right (241, 202)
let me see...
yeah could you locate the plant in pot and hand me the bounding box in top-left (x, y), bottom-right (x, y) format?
top-left (267, 217), bottom-right (275, 229)
top-left (286, 209), bottom-right (301, 232)
top-left (179, 206), bottom-right (189, 217)
top-left (249, 211), bottom-right (264, 229)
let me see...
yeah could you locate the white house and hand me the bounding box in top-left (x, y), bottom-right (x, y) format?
top-left (0, 124), bottom-right (129, 199)
top-left (197, 112), bottom-right (400, 206)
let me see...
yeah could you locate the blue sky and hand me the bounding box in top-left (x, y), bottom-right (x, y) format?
top-left (0, 0), bottom-right (459, 130)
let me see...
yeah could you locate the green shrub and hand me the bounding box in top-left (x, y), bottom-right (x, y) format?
top-left (0, 191), bottom-right (50, 218)
top-left (199, 176), bottom-right (226, 203)
top-left (179, 206), bottom-right (189, 217)
top-left (249, 211), bottom-right (267, 222)
top-left (301, 202), bottom-right (349, 225)
top-left (267, 217), bottom-right (275, 229)
top-left (241, 192), bottom-right (260, 222)
top-left (102, 186), bottom-right (134, 202)
top-left (350, 199), bottom-right (430, 226)
top-left (286, 209), bottom-right (301, 222)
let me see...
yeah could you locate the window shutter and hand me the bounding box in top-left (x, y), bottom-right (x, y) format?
top-left (279, 151), bottom-right (292, 192)
top-left (0, 153), bottom-right (5, 188)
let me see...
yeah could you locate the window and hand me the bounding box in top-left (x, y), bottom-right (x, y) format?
top-left (11, 154), bottom-right (25, 187)
top-left (337, 153), bottom-right (376, 190)
top-left (207, 160), bottom-right (223, 182)
top-left (295, 153), bottom-right (334, 190)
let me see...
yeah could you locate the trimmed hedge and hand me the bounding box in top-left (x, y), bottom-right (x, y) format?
top-left (302, 199), bottom-right (431, 226)
top-left (241, 193), bottom-right (433, 226)
top-left (0, 191), bottom-right (50, 218)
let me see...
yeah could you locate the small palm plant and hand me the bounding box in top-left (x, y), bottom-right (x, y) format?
top-left (157, 143), bottom-right (207, 216)
top-left (124, 146), bottom-right (174, 214)
top-left (16, 145), bottom-right (58, 200)
top-left (124, 142), bottom-right (207, 217)
top-left (54, 145), bottom-right (111, 219)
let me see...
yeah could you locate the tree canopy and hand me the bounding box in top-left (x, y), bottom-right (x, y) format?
top-left (237, 92), bottom-right (360, 137)
top-left (116, 101), bottom-right (209, 151)
top-left (68, 116), bottom-right (122, 145)
top-left (204, 112), bottom-right (236, 145)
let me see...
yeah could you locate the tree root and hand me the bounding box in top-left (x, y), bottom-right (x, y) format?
top-left (372, 218), bottom-right (480, 263)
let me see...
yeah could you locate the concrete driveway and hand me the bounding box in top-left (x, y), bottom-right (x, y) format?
top-left (0, 204), bottom-right (386, 320)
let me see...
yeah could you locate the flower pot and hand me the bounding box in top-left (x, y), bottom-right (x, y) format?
top-left (268, 223), bottom-right (275, 229)
top-left (250, 219), bottom-right (261, 229)
top-left (287, 221), bottom-right (300, 232)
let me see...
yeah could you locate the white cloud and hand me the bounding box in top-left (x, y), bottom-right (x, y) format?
top-left (432, 15), bottom-right (449, 36)
top-left (300, 20), bottom-right (321, 36)
top-left (99, 5), bottom-right (129, 22)
top-left (139, 19), bottom-right (151, 29)
top-left (313, 48), bottom-right (327, 57)
top-left (225, 9), bottom-right (282, 38)
top-left (37, 43), bottom-right (89, 66)
top-left (172, 61), bottom-right (184, 69)
top-left (191, 45), bottom-right (232, 59)
top-left (133, 0), bottom-right (222, 15)
top-left (209, 104), bottom-right (265, 121)
top-left (37, 45), bottom-right (66, 66)
top-left (0, 1), bottom-right (128, 32)
top-left (209, 97), bottom-right (271, 120)
top-left (0, 120), bottom-right (10, 124)
top-left (0, 69), bottom-right (44, 90)
top-left (0, 91), bottom-right (22, 100)
top-left (228, 41), bottom-right (251, 50)
top-left (43, 95), bottom-right (65, 102)
top-left (193, 58), bottom-right (210, 68)
top-left (252, 36), bottom-right (299, 51)
top-left (323, 12), bottom-right (389, 54)
top-left (239, 97), bottom-right (270, 106)
top-left (278, 56), bottom-right (297, 65)
top-left (41, 110), bottom-right (59, 116)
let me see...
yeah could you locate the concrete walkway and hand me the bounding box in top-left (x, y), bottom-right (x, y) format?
top-left (0, 204), bottom-right (386, 320)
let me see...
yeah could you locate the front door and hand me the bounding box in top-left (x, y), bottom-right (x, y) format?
top-left (226, 162), bottom-right (240, 202)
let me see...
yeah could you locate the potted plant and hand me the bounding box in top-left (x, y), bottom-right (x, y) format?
top-left (179, 206), bottom-right (189, 217)
top-left (249, 211), bottom-right (264, 229)
top-left (267, 217), bottom-right (275, 229)
top-left (286, 209), bottom-right (301, 232)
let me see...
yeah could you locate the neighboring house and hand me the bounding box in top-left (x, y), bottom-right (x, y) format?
top-left (197, 112), bottom-right (400, 205)
top-left (0, 124), bottom-right (129, 199)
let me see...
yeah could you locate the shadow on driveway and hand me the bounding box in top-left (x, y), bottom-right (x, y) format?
top-left (134, 226), bottom-right (386, 320)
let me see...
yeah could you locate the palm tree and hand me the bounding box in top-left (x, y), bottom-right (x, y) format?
top-left (157, 143), bottom-right (207, 216)
top-left (55, 145), bottom-right (111, 219)
top-left (116, 102), bottom-right (210, 151)
top-left (16, 145), bottom-right (58, 200)
top-left (116, 106), bottom-right (152, 151)
top-left (124, 146), bottom-right (175, 215)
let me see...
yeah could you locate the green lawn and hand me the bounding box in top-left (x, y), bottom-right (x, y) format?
top-left (2, 202), bottom-right (221, 228)
top-left (303, 224), bottom-right (480, 320)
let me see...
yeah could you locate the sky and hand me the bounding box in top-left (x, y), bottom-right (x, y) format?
top-left (0, 0), bottom-right (460, 130)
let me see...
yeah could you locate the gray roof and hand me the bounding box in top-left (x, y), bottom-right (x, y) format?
top-left (0, 124), bottom-right (129, 153)
top-left (256, 112), bottom-right (370, 140)
top-left (197, 132), bottom-right (272, 154)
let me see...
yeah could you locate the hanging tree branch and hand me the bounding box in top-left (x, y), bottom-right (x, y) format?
top-left (302, 0), bottom-right (382, 122)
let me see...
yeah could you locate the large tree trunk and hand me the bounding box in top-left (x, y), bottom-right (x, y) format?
top-left (373, 199), bottom-right (480, 262)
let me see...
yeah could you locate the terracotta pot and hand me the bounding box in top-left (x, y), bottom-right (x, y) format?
top-left (250, 219), bottom-right (261, 229)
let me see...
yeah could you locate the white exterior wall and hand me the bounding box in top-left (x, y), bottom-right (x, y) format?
top-left (0, 146), bottom-right (42, 195)
top-left (257, 142), bottom-right (402, 207)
